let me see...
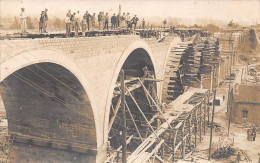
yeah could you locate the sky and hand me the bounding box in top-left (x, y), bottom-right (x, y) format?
top-left (0, 0), bottom-right (260, 26)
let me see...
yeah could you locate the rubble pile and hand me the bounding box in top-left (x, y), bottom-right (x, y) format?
top-left (211, 146), bottom-right (236, 159)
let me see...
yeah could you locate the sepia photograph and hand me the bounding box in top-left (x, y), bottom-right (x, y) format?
top-left (0, 0), bottom-right (260, 162)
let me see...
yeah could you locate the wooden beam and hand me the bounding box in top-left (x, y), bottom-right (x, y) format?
top-left (199, 103), bottom-right (202, 142)
top-left (120, 70), bottom-right (127, 163)
top-left (181, 120), bottom-right (186, 159)
top-left (125, 102), bottom-right (144, 142)
top-left (126, 88), bottom-right (160, 141)
top-left (203, 98), bottom-right (206, 135)
top-left (188, 113), bottom-right (192, 150)
top-left (138, 78), bottom-right (172, 129)
top-left (108, 96), bottom-right (122, 133)
top-left (194, 107), bottom-right (198, 148)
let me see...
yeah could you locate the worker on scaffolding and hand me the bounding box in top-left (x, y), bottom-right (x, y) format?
top-left (142, 66), bottom-right (150, 78)
top-left (252, 126), bottom-right (256, 141)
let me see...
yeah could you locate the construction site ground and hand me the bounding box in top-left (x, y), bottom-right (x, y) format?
top-left (186, 80), bottom-right (260, 163)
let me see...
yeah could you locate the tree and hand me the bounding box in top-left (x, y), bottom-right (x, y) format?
top-left (53, 18), bottom-right (62, 28)
top-left (26, 16), bottom-right (34, 29)
top-left (11, 16), bottom-right (20, 29)
top-left (203, 24), bottom-right (220, 33)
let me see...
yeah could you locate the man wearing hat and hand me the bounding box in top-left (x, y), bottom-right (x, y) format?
top-left (20, 8), bottom-right (27, 33)
top-left (65, 10), bottom-right (71, 37)
top-left (81, 14), bottom-right (87, 37)
top-left (131, 15), bottom-right (139, 29)
top-left (84, 11), bottom-right (91, 31)
top-left (74, 11), bottom-right (80, 37)
top-left (39, 11), bottom-right (45, 33)
top-left (111, 14), bottom-right (117, 30)
top-left (126, 13), bottom-right (131, 29)
top-left (121, 12), bottom-right (127, 28)
top-left (104, 13), bottom-right (109, 30)
top-left (91, 13), bottom-right (96, 29)
top-left (98, 12), bottom-right (102, 30)
top-left (43, 8), bottom-right (48, 33)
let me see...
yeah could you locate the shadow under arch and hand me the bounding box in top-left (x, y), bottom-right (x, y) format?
top-left (103, 40), bottom-right (158, 146)
top-left (0, 49), bottom-right (100, 156)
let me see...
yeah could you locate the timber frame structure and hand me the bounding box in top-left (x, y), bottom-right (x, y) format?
top-left (105, 73), bottom-right (210, 163)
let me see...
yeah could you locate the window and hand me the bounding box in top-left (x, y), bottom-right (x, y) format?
top-left (242, 110), bottom-right (248, 119)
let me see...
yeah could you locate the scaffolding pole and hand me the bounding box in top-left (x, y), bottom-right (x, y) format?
top-left (120, 70), bottom-right (127, 163)
top-left (208, 89), bottom-right (216, 160)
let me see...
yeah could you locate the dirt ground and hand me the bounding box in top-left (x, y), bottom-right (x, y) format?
top-left (190, 78), bottom-right (260, 163)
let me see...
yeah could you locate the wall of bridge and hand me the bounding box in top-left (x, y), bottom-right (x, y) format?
top-left (0, 35), bottom-right (181, 162)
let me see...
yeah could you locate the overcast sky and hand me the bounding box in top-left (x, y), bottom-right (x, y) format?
top-left (1, 0), bottom-right (260, 25)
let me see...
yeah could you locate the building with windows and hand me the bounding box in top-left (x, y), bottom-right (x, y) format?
top-left (230, 84), bottom-right (260, 125)
top-left (229, 64), bottom-right (260, 125)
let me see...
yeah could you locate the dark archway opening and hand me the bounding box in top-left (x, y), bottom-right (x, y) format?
top-left (108, 48), bottom-right (159, 156)
top-left (0, 63), bottom-right (96, 162)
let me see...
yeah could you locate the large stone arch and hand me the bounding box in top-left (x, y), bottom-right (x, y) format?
top-left (159, 36), bottom-right (182, 101)
top-left (103, 40), bottom-right (157, 143)
top-left (0, 49), bottom-right (101, 151)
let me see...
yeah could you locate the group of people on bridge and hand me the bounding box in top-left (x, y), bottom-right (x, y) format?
top-left (65, 10), bottom-right (144, 37)
top-left (19, 7), bottom-right (171, 38)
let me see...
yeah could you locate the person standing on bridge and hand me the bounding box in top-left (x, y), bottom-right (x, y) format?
top-left (131, 15), bottom-right (139, 29)
top-left (81, 14), bottom-right (87, 37)
top-left (20, 8), bottom-right (27, 34)
top-left (65, 10), bottom-right (71, 38)
top-left (98, 12), bottom-right (102, 30)
top-left (111, 14), bottom-right (117, 30)
top-left (121, 12), bottom-right (126, 28)
top-left (39, 11), bottom-right (44, 33)
top-left (84, 11), bottom-right (91, 31)
top-left (142, 18), bottom-right (145, 30)
top-left (163, 19), bottom-right (167, 29)
top-left (126, 13), bottom-right (130, 29)
top-left (74, 11), bottom-right (80, 37)
top-left (117, 13), bottom-right (121, 28)
top-left (71, 12), bottom-right (76, 32)
top-left (101, 12), bottom-right (105, 30)
top-left (91, 13), bottom-right (95, 30)
top-left (104, 13), bottom-right (109, 30)
top-left (43, 8), bottom-right (48, 33)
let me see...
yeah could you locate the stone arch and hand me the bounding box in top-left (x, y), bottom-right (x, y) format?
top-left (0, 49), bottom-right (101, 150)
top-left (159, 36), bottom-right (182, 101)
top-left (103, 40), bottom-right (158, 143)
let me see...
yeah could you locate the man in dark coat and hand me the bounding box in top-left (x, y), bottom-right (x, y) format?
top-left (84, 11), bottom-right (91, 31)
top-left (39, 11), bottom-right (44, 33)
top-left (131, 15), bottom-right (139, 29)
top-left (111, 14), bottom-right (117, 30)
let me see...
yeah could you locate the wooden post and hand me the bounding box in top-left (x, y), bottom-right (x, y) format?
top-left (208, 89), bottom-right (216, 160)
top-left (120, 70), bottom-right (127, 163)
top-left (194, 108), bottom-right (198, 148)
top-left (172, 130), bottom-right (178, 162)
top-left (199, 103), bottom-right (202, 142)
top-left (188, 113), bottom-right (192, 150)
top-left (125, 102), bottom-right (143, 141)
top-left (181, 120), bottom-right (186, 159)
top-left (207, 95), bottom-right (210, 125)
top-left (228, 91), bottom-right (233, 136)
top-left (204, 98), bottom-right (206, 135)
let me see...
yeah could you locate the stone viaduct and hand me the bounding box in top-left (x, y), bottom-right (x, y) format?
top-left (0, 35), bottom-right (182, 162)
